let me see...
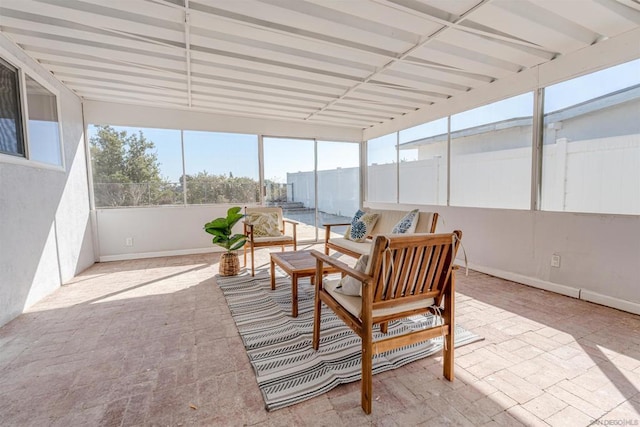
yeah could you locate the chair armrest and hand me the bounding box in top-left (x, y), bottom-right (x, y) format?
top-left (322, 222), bottom-right (351, 227)
top-left (323, 222), bottom-right (351, 245)
top-left (310, 250), bottom-right (371, 284)
top-left (282, 218), bottom-right (298, 242)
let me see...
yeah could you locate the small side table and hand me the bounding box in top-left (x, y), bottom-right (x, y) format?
top-left (270, 250), bottom-right (340, 317)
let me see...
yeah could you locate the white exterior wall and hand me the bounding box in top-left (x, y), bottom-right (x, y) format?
top-left (0, 35), bottom-right (94, 327)
top-left (286, 167), bottom-right (360, 216)
top-left (317, 168), bottom-right (359, 217)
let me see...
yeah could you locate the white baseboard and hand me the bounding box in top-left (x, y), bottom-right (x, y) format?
top-left (464, 261), bottom-right (640, 315)
top-left (466, 262), bottom-right (581, 298)
top-left (579, 290), bottom-right (640, 316)
top-left (99, 247), bottom-right (223, 262)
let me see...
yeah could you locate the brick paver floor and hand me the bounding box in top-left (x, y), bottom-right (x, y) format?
top-left (1, 244), bottom-right (639, 426)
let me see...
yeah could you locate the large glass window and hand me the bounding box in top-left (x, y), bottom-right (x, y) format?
top-left (367, 132), bottom-right (397, 203)
top-left (89, 125), bottom-right (182, 207)
top-left (25, 75), bottom-right (62, 166)
top-left (541, 59), bottom-right (640, 214)
top-left (317, 140), bottom-right (360, 237)
top-left (264, 137), bottom-right (316, 240)
top-left (0, 58), bottom-right (25, 157)
top-left (399, 118), bottom-right (448, 205)
top-left (450, 93), bottom-right (533, 209)
top-left (183, 131), bottom-right (259, 204)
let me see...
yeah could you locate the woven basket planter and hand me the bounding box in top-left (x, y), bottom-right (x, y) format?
top-left (219, 252), bottom-right (240, 276)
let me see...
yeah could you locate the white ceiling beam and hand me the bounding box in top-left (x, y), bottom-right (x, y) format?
top-left (189, 51), bottom-right (360, 87)
top-left (30, 49), bottom-right (185, 82)
top-left (189, 34), bottom-right (374, 79)
top-left (305, 0), bottom-right (442, 35)
top-left (388, 61), bottom-right (493, 86)
top-left (188, 11), bottom-right (391, 66)
top-left (194, 0), bottom-right (413, 52)
top-left (9, 34), bottom-right (186, 71)
top-left (331, 100), bottom-right (409, 115)
top-left (469, 2), bottom-right (596, 53)
top-left (47, 67), bottom-right (186, 91)
top-left (0, 18), bottom-right (183, 57)
top-left (78, 87), bottom-right (188, 105)
top-left (437, 28), bottom-right (555, 66)
top-left (191, 85), bottom-right (326, 110)
top-left (1, 0), bottom-right (184, 44)
top-left (535, 0), bottom-right (640, 36)
top-left (63, 80), bottom-right (187, 100)
top-left (189, 62), bottom-right (346, 96)
top-left (190, 76), bottom-right (335, 104)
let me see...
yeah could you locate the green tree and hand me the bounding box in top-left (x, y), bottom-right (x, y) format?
top-left (90, 125), bottom-right (173, 207)
top-left (185, 171), bottom-right (259, 204)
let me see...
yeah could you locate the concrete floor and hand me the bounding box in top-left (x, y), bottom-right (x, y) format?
top-left (0, 244), bottom-right (639, 426)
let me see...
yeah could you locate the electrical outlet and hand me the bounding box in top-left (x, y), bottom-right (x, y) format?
top-left (551, 254), bottom-right (561, 268)
top-left (125, 237), bottom-right (134, 247)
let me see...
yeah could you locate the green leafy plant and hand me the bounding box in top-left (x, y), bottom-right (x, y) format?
top-left (204, 207), bottom-right (247, 252)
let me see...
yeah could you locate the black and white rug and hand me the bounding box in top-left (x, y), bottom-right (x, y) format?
top-left (216, 270), bottom-right (483, 411)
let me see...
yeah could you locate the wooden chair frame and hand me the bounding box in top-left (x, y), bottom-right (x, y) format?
top-left (243, 206), bottom-right (298, 276)
top-left (311, 231), bottom-right (462, 414)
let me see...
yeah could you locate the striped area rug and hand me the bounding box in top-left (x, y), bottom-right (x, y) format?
top-left (216, 270), bottom-right (482, 411)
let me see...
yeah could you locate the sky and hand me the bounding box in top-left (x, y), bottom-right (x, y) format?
top-left (86, 127), bottom-right (360, 184)
top-left (87, 58), bottom-right (639, 183)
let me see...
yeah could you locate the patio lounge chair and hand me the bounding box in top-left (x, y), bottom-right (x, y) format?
top-left (311, 231), bottom-right (462, 414)
top-left (243, 206), bottom-right (298, 276)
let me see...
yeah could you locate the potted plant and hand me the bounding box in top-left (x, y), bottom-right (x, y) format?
top-left (204, 206), bottom-right (247, 276)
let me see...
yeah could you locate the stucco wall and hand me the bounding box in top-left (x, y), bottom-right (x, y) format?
top-left (0, 35), bottom-right (94, 327)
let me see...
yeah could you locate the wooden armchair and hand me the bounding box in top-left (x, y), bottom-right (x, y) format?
top-left (243, 206), bottom-right (298, 276)
top-left (311, 231), bottom-right (462, 414)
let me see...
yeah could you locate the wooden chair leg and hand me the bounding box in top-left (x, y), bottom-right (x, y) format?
top-left (312, 293), bottom-right (322, 350)
top-left (380, 322), bottom-right (388, 334)
top-left (243, 244), bottom-right (247, 267)
top-left (251, 245), bottom-right (255, 277)
top-left (361, 329), bottom-right (373, 414)
top-left (443, 275), bottom-right (455, 381)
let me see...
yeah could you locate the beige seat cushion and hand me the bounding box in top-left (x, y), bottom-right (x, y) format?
top-left (327, 238), bottom-right (371, 256)
top-left (324, 279), bottom-right (435, 319)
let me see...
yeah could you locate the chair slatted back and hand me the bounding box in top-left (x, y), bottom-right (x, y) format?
top-left (369, 231), bottom-right (461, 310)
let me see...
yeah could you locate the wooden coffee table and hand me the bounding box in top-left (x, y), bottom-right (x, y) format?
top-left (270, 250), bottom-right (340, 317)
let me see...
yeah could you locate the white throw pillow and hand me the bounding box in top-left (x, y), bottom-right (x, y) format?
top-left (334, 255), bottom-right (369, 296)
top-left (346, 213), bottom-right (379, 243)
top-left (343, 209), bottom-right (365, 239)
top-left (391, 209), bottom-right (419, 234)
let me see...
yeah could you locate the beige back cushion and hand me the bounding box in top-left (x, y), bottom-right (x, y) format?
top-left (245, 206), bottom-right (283, 228)
top-left (364, 208), bottom-right (436, 235)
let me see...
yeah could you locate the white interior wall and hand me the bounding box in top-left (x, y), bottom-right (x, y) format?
top-left (0, 34), bottom-right (94, 327)
top-left (366, 201), bottom-right (640, 315)
top-left (96, 205), bottom-right (245, 262)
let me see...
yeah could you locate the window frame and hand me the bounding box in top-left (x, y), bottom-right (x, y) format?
top-left (0, 47), bottom-right (65, 172)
